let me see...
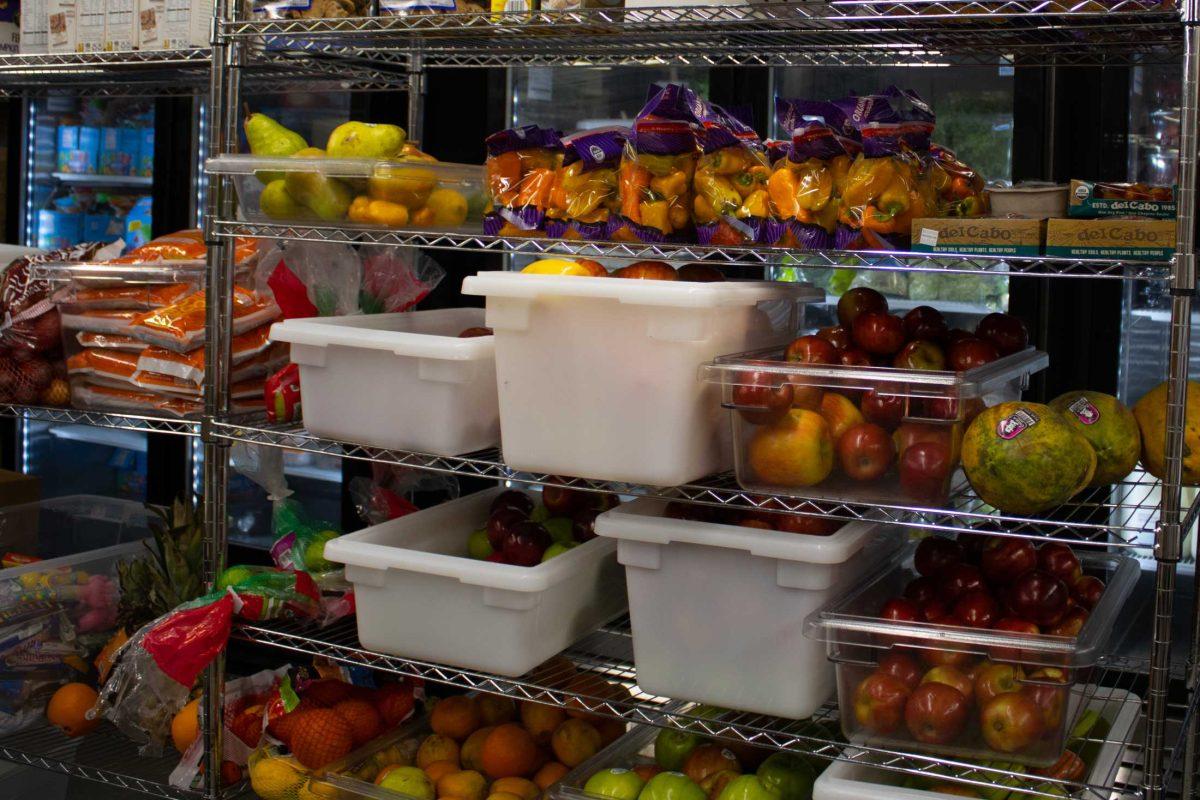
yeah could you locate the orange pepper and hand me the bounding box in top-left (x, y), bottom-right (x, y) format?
top-left (619, 161), bottom-right (652, 224)
top-left (860, 204), bottom-right (902, 234)
top-left (547, 168), bottom-right (568, 212)
top-left (486, 151), bottom-right (523, 205)
top-left (515, 168), bottom-right (555, 210)
top-left (767, 167), bottom-right (800, 219)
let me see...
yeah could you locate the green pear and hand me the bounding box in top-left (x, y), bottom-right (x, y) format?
top-left (258, 179), bottom-right (309, 220)
top-left (244, 112), bottom-right (308, 184)
top-left (326, 121), bottom-right (406, 159)
top-left (283, 148), bottom-right (353, 222)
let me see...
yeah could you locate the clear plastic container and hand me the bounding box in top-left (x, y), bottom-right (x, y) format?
top-left (461, 272), bottom-right (822, 486)
top-left (804, 540), bottom-right (1139, 766)
top-left (813, 687), bottom-right (1141, 800)
top-left (552, 723), bottom-right (669, 800)
top-left (269, 308), bottom-right (498, 456)
top-left (595, 496), bottom-right (896, 719)
top-left (701, 347), bottom-right (1048, 506)
top-left (324, 486), bottom-right (627, 677)
top-left (0, 494), bottom-right (158, 562)
top-left (206, 154), bottom-right (488, 234)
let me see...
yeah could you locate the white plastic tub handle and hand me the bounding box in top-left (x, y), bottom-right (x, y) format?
top-left (616, 540), bottom-right (661, 571)
top-left (483, 587), bottom-right (542, 611)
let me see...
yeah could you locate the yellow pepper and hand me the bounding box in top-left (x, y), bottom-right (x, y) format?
top-left (641, 200), bottom-right (671, 233)
top-left (695, 173), bottom-right (741, 215)
top-left (668, 204), bottom-right (690, 231)
top-left (767, 167), bottom-right (800, 219)
top-left (842, 156), bottom-right (897, 210)
top-left (796, 164), bottom-right (834, 213)
top-left (829, 155), bottom-right (853, 195)
top-left (694, 193), bottom-right (717, 223)
top-left (348, 195), bottom-right (372, 224)
top-left (878, 177), bottom-right (911, 216)
top-left (650, 170), bottom-right (689, 202)
top-left (741, 189), bottom-right (769, 219)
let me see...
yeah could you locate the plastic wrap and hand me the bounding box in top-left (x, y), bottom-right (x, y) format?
top-left (483, 125), bottom-right (564, 237)
top-left (257, 241), bottom-right (362, 319)
top-left (108, 229), bottom-right (258, 266)
top-left (348, 463), bottom-right (459, 526)
top-left (76, 331), bottom-right (146, 351)
top-left (128, 286), bottom-right (281, 353)
top-left (694, 104), bottom-right (772, 246)
top-left (51, 282), bottom-right (194, 311)
top-left (137, 329), bottom-right (281, 385)
top-left (70, 347), bottom-right (275, 397)
top-left (546, 127), bottom-right (627, 240)
top-left (358, 247), bottom-right (445, 314)
top-left (612, 84), bottom-right (704, 243)
top-left (60, 309), bottom-right (140, 336)
top-left (928, 143), bottom-right (988, 217)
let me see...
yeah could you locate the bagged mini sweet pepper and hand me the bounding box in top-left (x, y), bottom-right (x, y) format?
top-left (544, 127), bottom-right (627, 240)
top-left (483, 125), bottom-right (564, 237)
top-left (693, 105), bottom-right (772, 246)
top-left (927, 143), bottom-right (988, 217)
top-left (612, 84), bottom-right (704, 243)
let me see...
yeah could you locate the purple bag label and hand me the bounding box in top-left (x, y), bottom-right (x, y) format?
top-left (485, 125), bottom-right (564, 157)
top-left (1067, 396), bottom-right (1101, 425)
top-left (790, 220), bottom-right (836, 250)
top-left (633, 83), bottom-right (704, 155)
top-left (997, 408), bottom-right (1040, 440)
top-left (573, 219), bottom-right (611, 240)
top-left (700, 102), bottom-right (762, 154)
top-left (544, 218), bottom-right (570, 239)
top-left (764, 139), bottom-right (791, 165)
top-left (270, 532), bottom-right (298, 570)
top-left (836, 87), bottom-right (935, 155)
top-left (776, 98), bottom-right (850, 140)
top-left (563, 127), bottom-right (627, 170)
top-left (759, 217), bottom-right (789, 245)
top-left (834, 224), bottom-right (859, 250)
top-left (788, 121), bottom-right (858, 162)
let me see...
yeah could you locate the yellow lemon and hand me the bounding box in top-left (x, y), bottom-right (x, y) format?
top-left (520, 259), bottom-right (589, 276)
top-left (249, 755), bottom-right (304, 800)
top-left (424, 188), bottom-right (469, 227)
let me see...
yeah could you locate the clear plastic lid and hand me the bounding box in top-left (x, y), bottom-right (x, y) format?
top-left (206, 153), bottom-right (485, 184)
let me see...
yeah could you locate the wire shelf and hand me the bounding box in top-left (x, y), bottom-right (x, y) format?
top-left (0, 404), bottom-right (200, 435)
top-left (0, 720), bottom-right (200, 799)
top-left (235, 614), bottom-right (1156, 800)
top-left (208, 220), bottom-right (1173, 282)
top-left (222, 1), bottom-right (1184, 68)
top-left (209, 417), bottom-right (1163, 550)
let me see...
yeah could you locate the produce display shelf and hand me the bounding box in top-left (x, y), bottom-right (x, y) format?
top-left (0, 403), bottom-right (200, 435)
top-left (0, 720), bottom-right (201, 800)
top-left (223, 0), bottom-right (1183, 68)
top-left (209, 416), bottom-right (1163, 550)
top-left (234, 614), bottom-right (1159, 800)
top-left (208, 220), bottom-right (1173, 282)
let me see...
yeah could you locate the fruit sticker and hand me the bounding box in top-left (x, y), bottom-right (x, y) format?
top-left (1067, 395), bottom-right (1101, 425)
top-left (996, 408), bottom-right (1039, 440)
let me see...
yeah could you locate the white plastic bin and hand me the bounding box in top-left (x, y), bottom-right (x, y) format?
top-left (813, 687), bottom-right (1141, 800)
top-left (594, 497), bottom-right (893, 718)
top-left (324, 486), bottom-right (627, 677)
top-left (269, 308), bottom-right (499, 456)
top-left (460, 272), bottom-right (821, 485)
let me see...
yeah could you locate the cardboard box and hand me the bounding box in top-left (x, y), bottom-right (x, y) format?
top-left (74, 0), bottom-right (104, 51)
top-left (1068, 179), bottom-right (1176, 219)
top-left (157, 0), bottom-right (209, 48)
top-left (911, 217), bottom-right (1044, 257)
top-left (136, 0), bottom-right (161, 48)
top-left (47, 0), bottom-right (75, 53)
top-left (104, 0), bottom-right (139, 49)
top-left (20, 0), bottom-right (49, 53)
top-left (1045, 218), bottom-right (1177, 262)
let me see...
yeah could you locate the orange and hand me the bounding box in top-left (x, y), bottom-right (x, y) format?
top-left (533, 762), bottom-right (569, 791)
top-left (550, 719), bottom-right (601, 767)
top-left (518, 702), bottom-right (566, 747)
top-left (480, 723), bottom-right (538, 779)
top-left (290, 709), bottom-right (355, 770)
top-left (486, 793), bottom-right (524, 800)
top-left (562, 674), bottom-right (629, 720)
top-left (418, 734), bottom-right (462, 770)
top-left (432, 696), bottom-right (483, 741)
top-left (594, 718), bottom-right (626, 747)
top-left (528, 657), bottom-right (576, 686)
top-left (461, 726), bottom-right (495, 773)
top-left (476, 696), bottom-right (517, 726)
top-left (490, 777), bottom-right (539, 800)
top-left (170, 698), bottom-right (200, 752)
top-left (426, 761), bottom-right (461, 784)
top-left (47, 683), bottom-right (100, 738)
top-left (438, 769), bottom-right (487, 800)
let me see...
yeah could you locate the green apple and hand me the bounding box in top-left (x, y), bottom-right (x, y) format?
top-left (543, 517), bottom-right (574, 544)
top-left (216, 565), bottom-right (255, 590)
top-left (655, 729), bottom-right (703, 771)
top-left (303, 530), bottom-right (339, 572)
top-left (541, 541), bottom-right (577, 562)
top-left (378, 766), bottom-right (435, 800)
top-left (585, 768), bottom-right (646, 800)
top-left (468, 528), bottom-right (493, 559)
top-left (638, 772), bottom-right (707, 800)
top-left (530, 505), bottom-right (551, 523)
top-left (716, 775), bottom-right (780, 800)
top-left (755, 753), bottom-right (815, 800)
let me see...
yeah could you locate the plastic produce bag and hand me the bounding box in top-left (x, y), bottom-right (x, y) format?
top-left (109, 229), bottom-right (257, 266)
top-left (613, 83), bottom-right (704, 243)
top-left (545, 127), bottom-right (627, 240)
top-left (769, 99), bottom-right (860, 250)
top-left (349, 463), bottom-right (459, 526)
top-left (265, 362), bottom-right (301, 424)
top-left (928, 143), bottom-right (988, 217)
top-left (483, 125), bottom-right (565, 237)
top-left (694, 104), bottom-right (772, 246)
top-left (358, 246), bottom-right (445, 314)
top-left (129, 286), bottom-right (280, 353)
top-left (256, 241), bottom-right (362, 319)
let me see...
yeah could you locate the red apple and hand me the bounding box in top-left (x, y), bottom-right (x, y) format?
top-left (945, 328), bottom-right (975, 346)
top-left (1006, 570), bottom-right (1071, 627)
top-left (491, 490), bottom-right (534, 517)
top-left (904, 682), bottom-right (970, 745)
top-left (894, 340), bottom-right (947, 371)
top-left (880, 597), bottom-right (922, 622)
top-left (894, 422), bottom-right (956, 460)
top-left (485, 551), bottom-right (509, 564)
top-left (774, 512), bottom-right (841, 536)
top-left (979, 692), bottom-right (1043, 752)
top-left (1023, 668), bottom-right (1069, 733)
top-left (785, 335), bottom-right (838, 365)
top-left (1046, 605), bottom-right (1089, 637)
top-left (939, 564), bottom-right (987, 602)
top-left (947, 338), bottom-right (1000, 372)
top-left (572, 508), bottom-right (600, 543)
top-left (732, 371), bottom-right (795, 425)
top-left (816, 325), bottom-right (853, 351)
top-left (487, 506), bottom-right (528, 549)
top-left (853, 312), bottom-right (907, 356)
top-left (980, 537), bottom-right (1038, 585)
top-left (542, 485), bottom-right (589, 516)
top-left (664, 502), bottom-right (715, 522)
top-left (920, 643), bottom-right (974, 669)
top-left (837, 286), bottom-right (889, 329)
top-left (837, 422), bottom-right (896, 481)
top-left (976, 313), bottom-right (1029, 356)
top-left (861, 390), bottom-right (905, 431)
top-left (853, 672), bottom-right (911, 734)
top-left (904, 576), bottom-right (940, 606)
top-left (838, 348), bottom-right (873, 367)
top-left (954, 589), bottom-right (1000, 629)
top-left (458, 326), bottom-right (494, 338)
top-left (899, 441), bottom-right (953, 503)
top-left (1071, 575), bottom-right (1105, 610)
top-left (920, 597), bottom-right (951, 624)
top-left (903, 306), bottom-right (949, 342)
top-left (914, 537), bottom-right (964, 578)
top-left (974, 662), bottom-right (1025, 707)
top-left (921, 666), bottom-right (974, 702)
top-left (878, 651), bottom-right (923, 690)
top-left (989, 617), bottom-right (1041, 663)
top-left (1037, 543), bottom-right (1082, 586)
top-left (502, 521), bottom-right (551, 566)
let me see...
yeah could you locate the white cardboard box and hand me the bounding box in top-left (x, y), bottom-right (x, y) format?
top-left (20, 0), bottom-right (49, 54)
top-left (74, 0), bottom-right (104, 51)
top-left (159, 0), bottom-right (209, 48)
top-left (104, 0), bottom-right (139, 49)
top-left (136, 0), bottom-right (161, 48)
top-left (47, 0), bottom-right (76, 53)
